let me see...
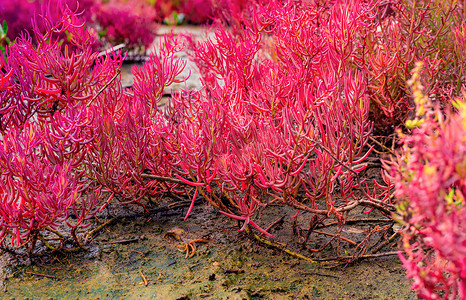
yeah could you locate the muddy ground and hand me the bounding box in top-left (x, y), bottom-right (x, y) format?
top-left (1, 199), bottom-right (415, 300)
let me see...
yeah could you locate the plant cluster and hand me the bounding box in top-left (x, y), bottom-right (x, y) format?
top-left (93, 0), bottom-right (158, 50)
top-left (0, 0), bottom-right (392, 254)
top-left (388, 62), bottom-right (466, 299)
top-left (0, 3), bottom-right (121, 251)
top-left (0, 0), bottom-right (157, 51)
top-left (182, 0), bottom-right (384, 232)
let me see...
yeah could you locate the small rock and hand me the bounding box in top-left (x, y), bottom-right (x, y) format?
top-left (212, 261), bottom-right (220, 268)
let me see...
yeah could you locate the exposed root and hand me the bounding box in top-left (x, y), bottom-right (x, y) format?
top-left (246, 226), bottom-right (319, 264)
top-left (84, 217), bottom-right (117, 244)
top-left (315, 251), bottom-right (400, 268)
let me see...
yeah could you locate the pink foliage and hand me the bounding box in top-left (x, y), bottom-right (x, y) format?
top-left (1, 5), bottom-right (464, 290)
top-left (0, 122), bottom-right (83, 249)
top-left (0, 4), bottom-right (118, 249)
top-left (179, 0), bottom-right (214, 24)
top-left (172, 0), bottom-right (381, 233)
top-left (389, 63), bottom-right (466, 299)
top-left (0, 0), bottom-right (156, 51)
top-left (0, 0), bottom-right (95, 40)
top-left (93, 0), bottom-right (158, 49)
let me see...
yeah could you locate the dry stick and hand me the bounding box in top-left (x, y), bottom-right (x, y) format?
top-left (85, 217), bottom-right (117, 244)
top-left (246, 227), bottom-right (319, 264)
top-left (86, 69), bottom-right (121, 107)
top-left (286, 196), bottom-right (391, 217)
top-left (178, 239), bottom-right (209, 258)
top-left (26, 271), bottom-right (60, 280)
top-left (45, 227), bottom-right (65, 239)
top-left (369, 231), bottom-right (400, 254)
top-left (303, 215), bottom-right (326, 245)
top-left (167, 198), bottom-right (203, 210)
top-left (312, 230), bottom-right (357, 246)
top-left (139, 269), bottom-right (148, 286)
top-left (188, 243), bottom-right (196, 258)
top-left (314, 251), bottom-right (399, 263)
top-left (38, 235), bottom-right (81, 253)
top-left (38, 235), bottom-right (58, 251)
top-left (223, 269), bottom-right (245, 274)
top-left (316, 218), bottom-right (393, 228)
top-left (0, 245), bottom-right (20, 256)
top-left (369, 136), bottom-right (396, 156)
top-left (352, 225), bottom-right (391, 263)
top-left (306, 234), bottom-right (337, 253)
top-left (264, 216), bottom-right (285, 233)
top-left (141, 173), bottom-right (186, 185)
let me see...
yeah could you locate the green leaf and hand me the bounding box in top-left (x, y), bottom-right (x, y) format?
top-left (2, 20), bottom-right (7, 35)
top-left (0, 20), bottom-right (6, 37)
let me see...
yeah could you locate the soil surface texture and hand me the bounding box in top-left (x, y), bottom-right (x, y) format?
top-left (1, 201), bottom-right (414, 299)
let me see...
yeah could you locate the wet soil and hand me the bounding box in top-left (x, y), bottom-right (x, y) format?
top-left (1, 201), bottom-right (414, 300)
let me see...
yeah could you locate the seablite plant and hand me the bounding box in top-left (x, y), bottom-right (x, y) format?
top-left (0, 4), bottom-right (114, 251)
top-left (389, 62), bottom-right (466, 299)
top-left (3, 1), bottom-right (463, 283)
top-left (0, 0), bottom-right (396, 258)
top-left (175, 0), bottom-right (394, 245)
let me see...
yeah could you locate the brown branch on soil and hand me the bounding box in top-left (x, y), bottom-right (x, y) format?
top-left (286, 197), bottom-right (393, 217)
top-left (264, 216), bottom-right (285, 233)
top-left (369, 136), bottom-right (396, 156)
top-left (45, 227), bottom-right (65, 239)
top-left (141, 173), bottom-right (186, 185)
top-left (223, 269), bottom-right (245, 274)
top-left (177, 238), bottom-right (210, 258)
top-left (303, 215), bottom-right (327, 245)
top-left (312, 230), bottom-right (357, 246)
top-left (300, 136), bottom-right (395, 213)
top-left (305, 233), bottom-right (337, 253)
top-left (313, 251), bottom-right (399, 265)
top-left (38, 235), bottom-right (59, 251)
top-left (246, 226), bottom-right (319, 264)
top-left (139, 269), bottom-right (148, 286)
top-left (350, 225), bottom-right (391, 263)
top-left (166, 198), bottom-right (203, 210)
top-left (316, 218), bottom-right (393, 229)
top-left (104, 237), bottom-right (141, 245)
top-left (85, 217), bottom-right (117, 244)
top-left (26, 271), bottom-right (60, 280)
top-left (0, 244), bottom-right (20, 256)
top-left (368, 231), bottom-right (400, 254)
top-left (38, 234), bottom-right (81, 253)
